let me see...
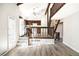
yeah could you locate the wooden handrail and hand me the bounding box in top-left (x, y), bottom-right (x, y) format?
top-left (54, 20), bottom-right (60, 34)
top-left (45, 3), bottom-right (50, 15)
top-left (30, 27), bottom-right (54, 28)
top-left (27, 27), bottom-right (54, 39)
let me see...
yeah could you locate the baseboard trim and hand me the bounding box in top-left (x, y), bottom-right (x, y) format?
top-left (0, 51), bottom-right (7, 56)
top-left (63, 41), bottom-right (79, 53)
top-left (0, 46), bottom-right (16, 56)
top-left (0, 50), bottom-right (9, 56)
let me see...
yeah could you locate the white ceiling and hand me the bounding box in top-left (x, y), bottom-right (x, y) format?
top-left (19, 3), bottom-right (48, 20)
top-left (51, 3), bottom-right (79, 20)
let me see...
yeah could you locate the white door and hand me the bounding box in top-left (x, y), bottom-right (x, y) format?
top-left (8, 17), bottom-right (16, 50)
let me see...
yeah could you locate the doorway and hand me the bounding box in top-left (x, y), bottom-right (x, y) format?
top-left (8, 16), bottom-right (16, 50)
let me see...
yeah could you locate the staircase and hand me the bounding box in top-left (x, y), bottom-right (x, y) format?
top-left (16, 37), bottom-right (28, 47)
top-left (49, 20), bottom-right (61, 42)
top-left (16, 20), bottom-right (61, 46)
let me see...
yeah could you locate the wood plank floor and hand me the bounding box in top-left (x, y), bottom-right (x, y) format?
top-left (4, 43), bottom-right (79, 56)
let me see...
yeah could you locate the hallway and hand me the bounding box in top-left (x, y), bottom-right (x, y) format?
top-left (5, 43), bottom-right (79, 56)
top-left (1, 3), bottom-right (79, 56)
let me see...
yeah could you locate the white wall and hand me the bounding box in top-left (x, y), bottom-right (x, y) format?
top-left (0, 3), bottom-right (20, 55)
top-left (62, 5), bottom-right (79, 52)
top-left (0, 4), bottom-right (7, 54)
top-left (41, 15), bottom-right (47, 26)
